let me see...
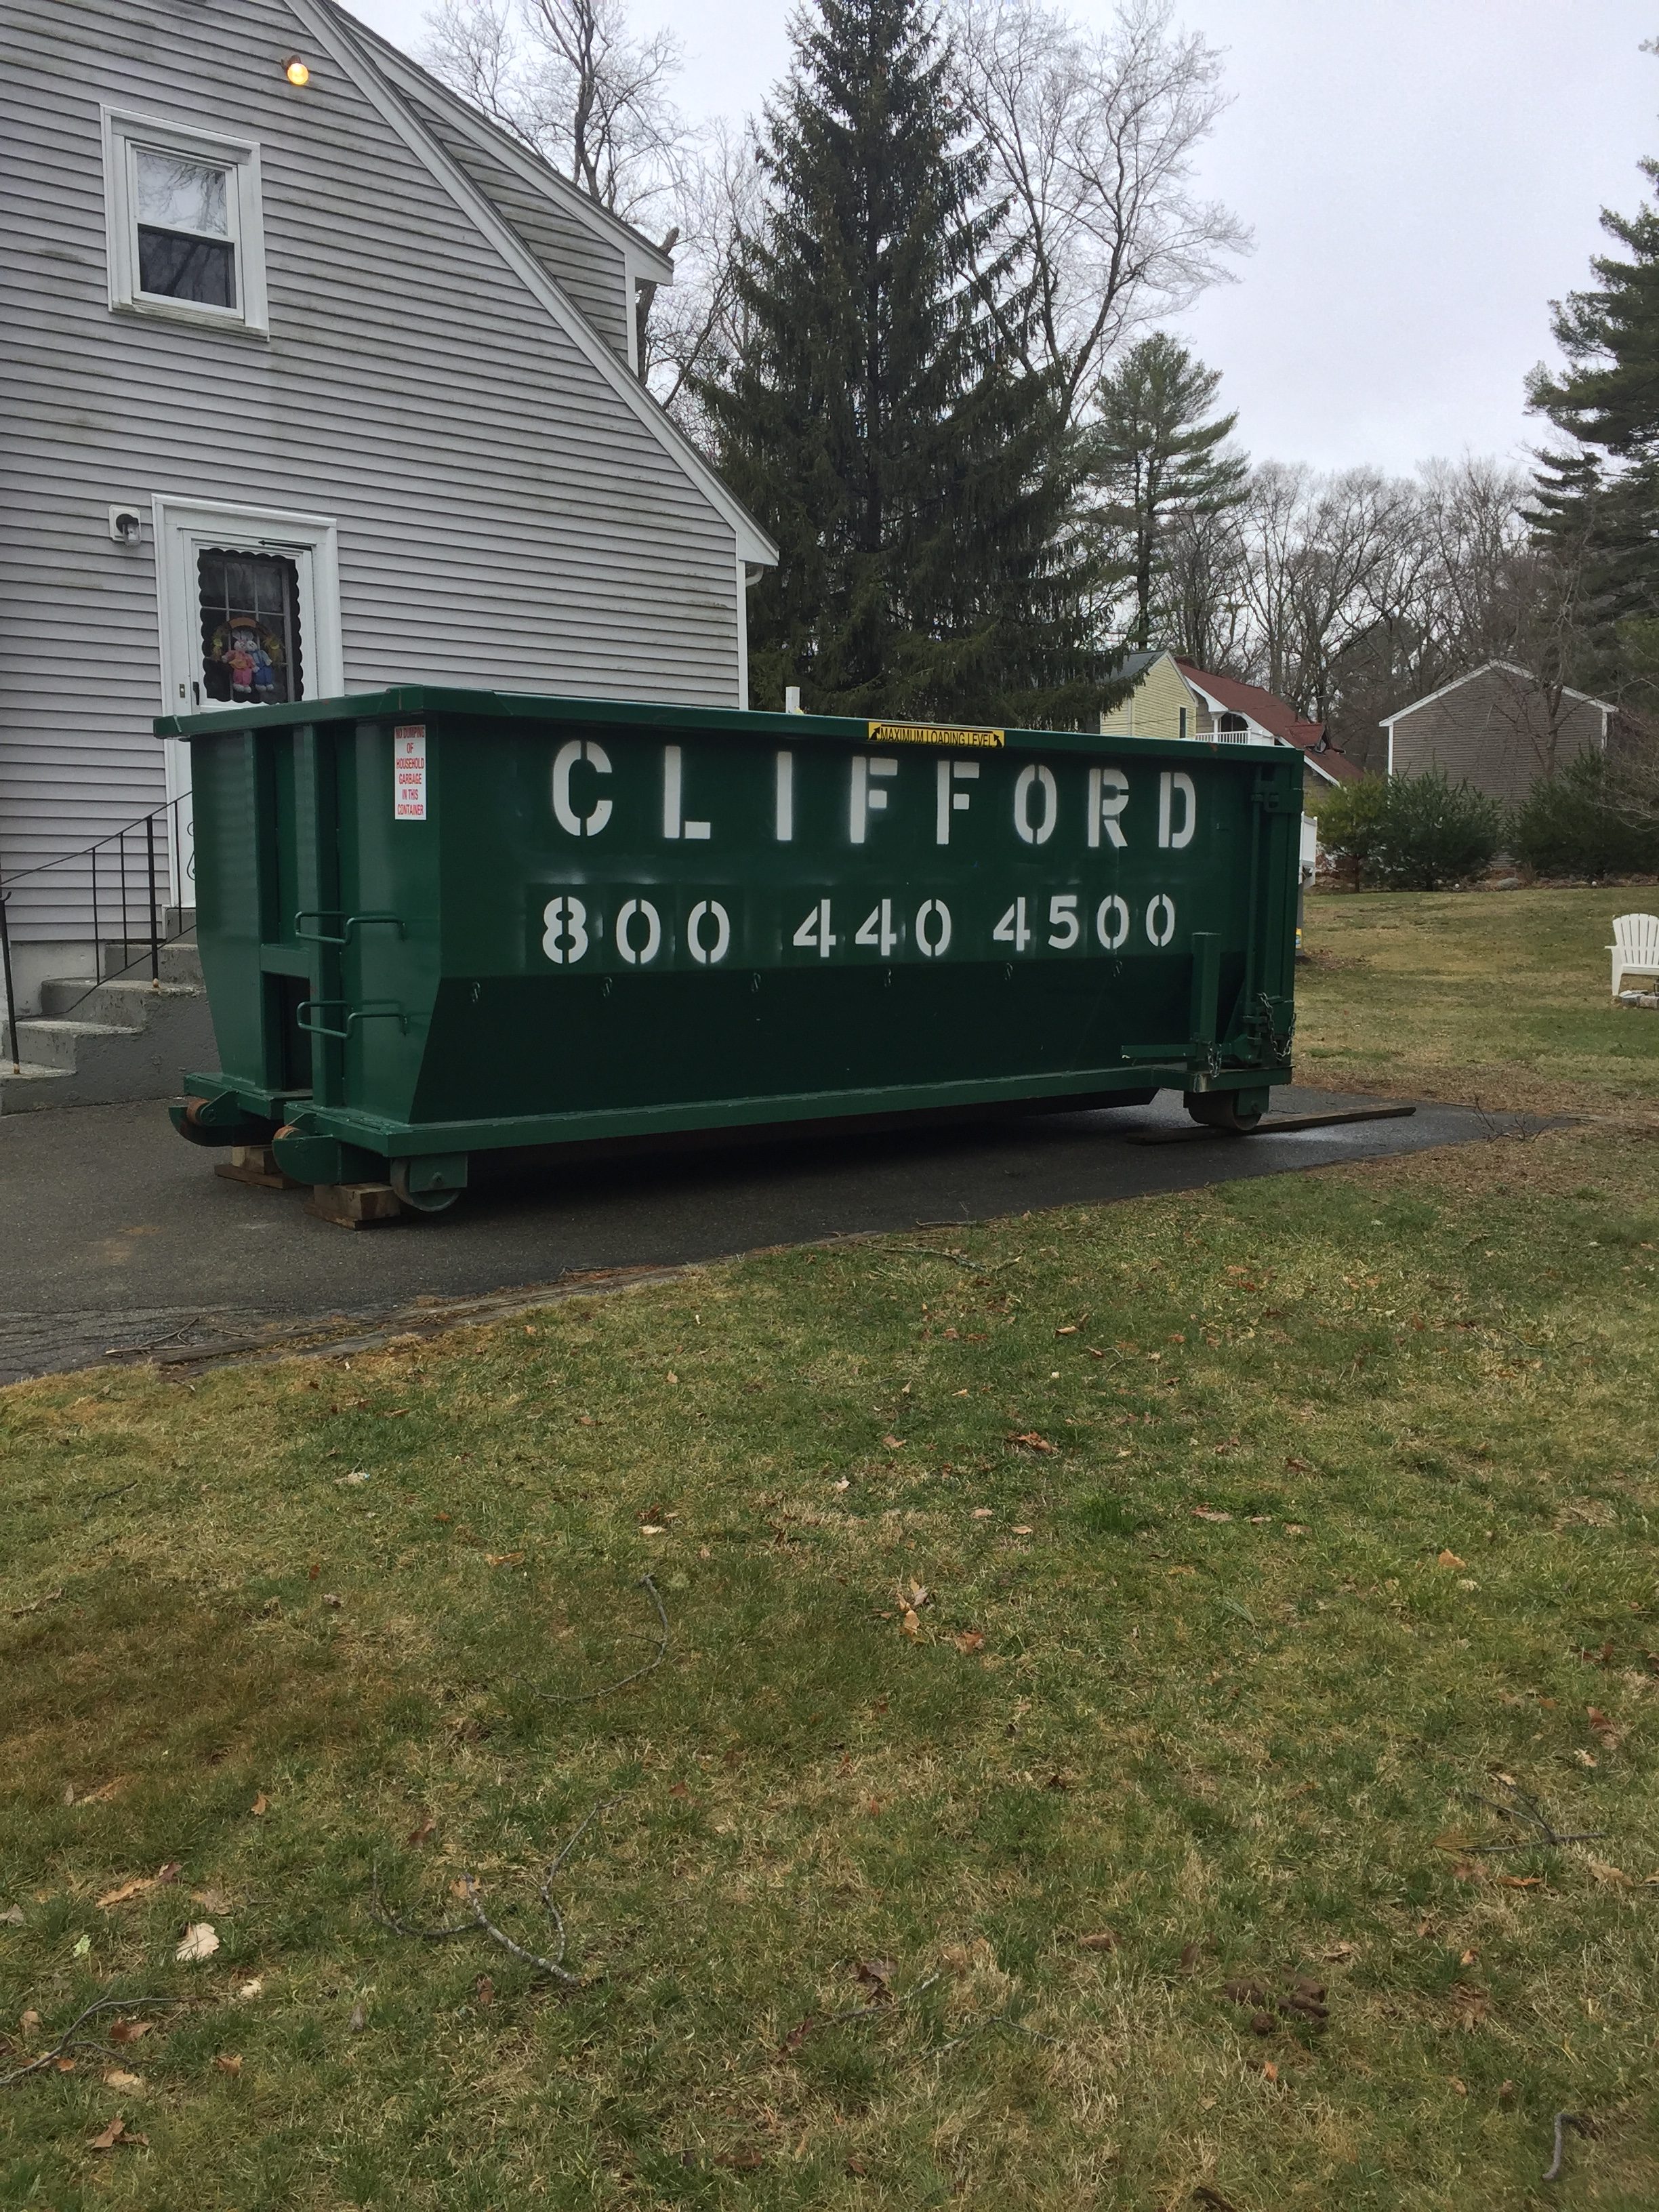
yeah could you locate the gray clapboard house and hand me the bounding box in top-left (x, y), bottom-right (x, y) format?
top-left (0, 0), bottom-right (775, 1049)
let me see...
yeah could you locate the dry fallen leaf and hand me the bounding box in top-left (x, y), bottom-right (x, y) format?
top-left (1323, 1940), bottom-right (1358, 1963)
top-left (905, 1580), bottom-right (930, 1609)
top-left (1437, 1549), bottom-right (1467, 1568)
top-left (87, 2116), bottom-right (147, 2151)
top-left (954, 1631), bottom-right (985, 1654)
top-left (250, 1793), bottom-right (270, 1817)
top-left (407, 1816), bottom-right (437, 1847)
top-left (474, 1973), bottom-right (494, 2007)
top-left (485, 1551), bottom-right (526, 1568)
top-left (191, 1887), bottom-right (234, 1914)
top-left (108, 2019), bottom-right (152, 2045)
top-left (1587, 1705), bottom-right (1621, 1750)
top-left (1193, 1507), bottom-right (1233, 1523)
top-left (213, 2053), bottom-right (243, 2076)
top-left (1459, 1947), bottom-right (1478, 1966)
top-left (1077, 1930), bottom-right (1119, 1951)
top-left (1009, 1432), bottom-right (1055, 1454)
top-left (971, 1507), bottom-right (993, 1519)
top-left (882, 1434), bottom-right (905, 1450)
top-left (348, 2001), bottom-right (368, 2032)
top-left (1498, 1875), bottom-right (1544, 1890)
top-left (1010, 1525), bottom-right (1035, 1536)
top-left (638, 1525), bottom-right (666, 1537)
top-left (1261, 2060), bottom-right (1279, 2082)
top-left (1586, 1858), bottom-right (1633, 1886)
top-left (96, 1879), bottom-right (152, 1910)
top-left (175, 1921), bottom-right (220, 1963)
top-left (900, 1608), bottom-right (921, 1639)
top-left (236, 1979), bottom-right (263, 2001)
top-left (102, 2069), bottom-right (143, 2090)
top-left (1, 1905), bottom-right (23, 1926)
top-left (20, 2009), bottom-right (43, 2034)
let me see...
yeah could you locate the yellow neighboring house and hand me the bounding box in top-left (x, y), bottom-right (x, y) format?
top-left (1099, 649), bottom-right (1203, 741)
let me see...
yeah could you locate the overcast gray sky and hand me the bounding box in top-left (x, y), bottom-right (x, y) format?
top-left (344, 0), bottom-right (1659, 477)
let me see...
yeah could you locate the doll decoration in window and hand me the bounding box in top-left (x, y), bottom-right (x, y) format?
top-left (203, 611), bottom-right (284, 703)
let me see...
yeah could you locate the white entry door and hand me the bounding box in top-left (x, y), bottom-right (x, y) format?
top-left (152, 497), bottom-right (343, 910)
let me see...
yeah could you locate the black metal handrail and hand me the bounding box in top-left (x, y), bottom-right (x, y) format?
top-left (0, 795), bottom-right (194, 1061)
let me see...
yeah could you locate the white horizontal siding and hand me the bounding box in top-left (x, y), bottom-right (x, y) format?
top-left (0, 0), bottom-right (742, 939)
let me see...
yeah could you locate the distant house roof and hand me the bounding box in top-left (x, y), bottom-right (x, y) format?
top-left (1175, 659), bottom-right (1365, 783)
top-left (1114, 648), bottom-right (1163, 683)
top-left (1378, 659), bottom-right (1615, 727)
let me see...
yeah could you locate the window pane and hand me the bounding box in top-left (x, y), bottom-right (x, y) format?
top-left (137, 227), bottom-right (237, 307)
top-left (198, 550), bottom-right (304, 704)
top-left (134, 148), bottom-right (228, 236)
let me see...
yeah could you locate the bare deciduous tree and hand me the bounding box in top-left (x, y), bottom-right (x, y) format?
top-left (424, 0), bottom-right (684, 232)
top-left (949, 0), bottom-right (1249, 423)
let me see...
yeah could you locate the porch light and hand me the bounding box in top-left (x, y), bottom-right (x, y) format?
top-left (283, 55), bottom-right (310, 86)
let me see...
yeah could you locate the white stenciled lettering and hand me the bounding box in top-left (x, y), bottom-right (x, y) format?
top-left (1088, 766), bottom-right (1129, 850)
top-left (916, 899), bottom-right (951, 958)
top-left (687, 899), bottom-right (731, 965)
top-left (792, 898), bottom-right (836, 956)
top-left (541, 895), bottom-right (590, 964)
top-left (662, 745), bottom-right (710, 842)
top-left (850, 755), bottom-right (898, 844)
top-left (1095, 895), bottom-right (1129, 949)
top-left (1158, 771), bottom-right (1195, 850)
top-left (855, 899), bottom-right (901, 956)
top-left (935, 757), bottom-right (980, 844)
top-left (775, 750), bottom-right (794, 842)
top-left (552, 739), bottom-right (613, 838)
top-left (1014, 762), bottom-right (1057, 846)
top-left (1145, 893), bottom-right (1176, 947)
top-left (615, 897), bottom-right (663, 964)
top-left (993, 898), bottom-right (1032, 951)
top-left (1048, 893), bottom-right (1080, 949)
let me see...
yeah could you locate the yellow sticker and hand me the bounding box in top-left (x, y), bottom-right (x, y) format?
top-left (865, 720), bottom-right (1005, 748)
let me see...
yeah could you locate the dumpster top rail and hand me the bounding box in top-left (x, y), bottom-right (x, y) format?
top-left (155, 684), bottom-right (1271, 764)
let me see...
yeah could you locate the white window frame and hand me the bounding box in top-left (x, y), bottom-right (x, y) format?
top-left (102, 106), bottom-right (268, 335)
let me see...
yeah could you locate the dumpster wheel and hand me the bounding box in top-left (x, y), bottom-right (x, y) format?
top-left (1183, 1090), bottom-right (1264, 1134)
top-left (390, 1161), bottom-right (464, 1215)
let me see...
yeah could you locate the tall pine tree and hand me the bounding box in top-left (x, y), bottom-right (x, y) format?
top-left (1083, 333), bottom-right (1247, 652)
top-left (1528, 156), bottom-right (1659, 696)
top-left (702, 0), bottom-right (1107, 723)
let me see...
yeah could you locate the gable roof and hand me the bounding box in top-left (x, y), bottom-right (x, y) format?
top-left (1175, 659), bottom-right (1364, 782)
top-left (337, 5), bottom-right (676, 283)
top-left (1378, 659), bottom-right (1615, 726)
top-left (289, 0), bottom-right (777, 567)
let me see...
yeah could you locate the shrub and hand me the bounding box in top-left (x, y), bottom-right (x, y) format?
top-left (1314, 776), bottom-right (1389, 886)
top-left (1368, 768), bottom-right (1504, 890)
top-left (1317, 770), bottom-right (1501, 890)
top-left (1511, 751), bottom-right (1659, 878)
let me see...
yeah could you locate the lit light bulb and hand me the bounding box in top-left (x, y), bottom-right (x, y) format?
top-left (283, 56), bottom-right (310, 87)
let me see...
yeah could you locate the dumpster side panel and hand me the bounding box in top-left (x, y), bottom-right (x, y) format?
top-left (188, 729), bottom-right (267, 1092)
top-left (403, 719), bottom-right (1277, 1132)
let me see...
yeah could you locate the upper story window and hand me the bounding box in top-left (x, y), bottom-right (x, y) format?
top-left (102, 108), bottom-right (268, 335)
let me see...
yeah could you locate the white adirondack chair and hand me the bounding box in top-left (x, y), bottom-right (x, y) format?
top-left (1608, 912), bottom-right (1659, 997)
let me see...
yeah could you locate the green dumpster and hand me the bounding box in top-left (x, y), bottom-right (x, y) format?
top-left (156, 689), bottom-right (1300, 1210)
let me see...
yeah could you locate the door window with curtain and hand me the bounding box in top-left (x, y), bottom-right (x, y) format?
top-left (197, 549), bottom-right (304, 705)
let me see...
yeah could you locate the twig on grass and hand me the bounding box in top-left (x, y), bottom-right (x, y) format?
top-left (779, 1972), bottom-right (943, 2053)
top-left (1454, 1784), bottom-right (1608, 1853)
top-left (527, 1576), bottom-right (668, 1706)
top-left (1543, 2110), bottom-right (1588, 2184)
top-left (928, 2006), bottom-right (1057, 2060)
top-left (0, 1997), bottom-right (178, 2088)
top-left (372, 1799), bottom-right (621, 1988)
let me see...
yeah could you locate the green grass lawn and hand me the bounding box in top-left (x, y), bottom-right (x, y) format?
top-left (3, 895), bottom-right (1658, 2210)
top-left (1298, 886), bottom-right (1659, 1120)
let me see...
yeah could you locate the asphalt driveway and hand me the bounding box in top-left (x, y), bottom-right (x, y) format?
top-left (0, 1086), bottom-right (1530, 1385)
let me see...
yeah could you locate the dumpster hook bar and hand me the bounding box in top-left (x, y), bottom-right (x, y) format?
top-left (295, 998), bottom-right (408, 1040)
top-left (293, 909), bottom-right (406, 945)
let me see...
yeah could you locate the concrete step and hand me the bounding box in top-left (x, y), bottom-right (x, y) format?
top-left (99, 938), bottom-right (203, 988)
top-left (12, 1017), bottom-right (143, 1071)
top-left (0, 972), bottom-right (218, 1114)
top-left (39, 975), bottom-right (203, 1023)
